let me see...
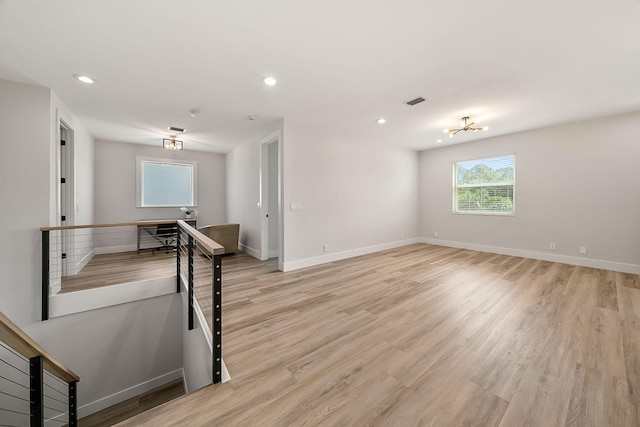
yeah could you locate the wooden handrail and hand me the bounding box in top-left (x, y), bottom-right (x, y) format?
top-left (40, 219), bottom-right (183, 232)
top-left (0, 312), bottom-right (79, 383)
top-left (41, 219), bottom-right (224, 255)
top-left (177, 220), bottom-right (225, 255)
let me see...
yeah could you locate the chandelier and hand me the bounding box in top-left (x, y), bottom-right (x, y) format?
top-left (162, 135), bottom-right (183, 150)
top-left (444, 117), bottom-right (489, 138)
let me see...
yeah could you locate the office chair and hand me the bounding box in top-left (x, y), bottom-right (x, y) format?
top-left (152, 223), bottom-right (177, 254)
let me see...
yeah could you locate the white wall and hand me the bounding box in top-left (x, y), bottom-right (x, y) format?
top-left (94, 140), bottom-right (226, 227)
top-left (180, 290), bottom-right (212, 393)
top-left (23, 294), bottom-right (183, 418)
top-left (419, 110), bottom-right (640, 272)
top-left (0, 79), bottom-right (184, 418)
top-left (0, 79), bottom-right (52, 325)
top-left (282, 121), bottom-right (419, 270)
top-left (226, 128), bottom-right (280, 258)
top-left (50, 92), bottom-right (95, 228)
top-left (51, 92), bottom-right (96, 279)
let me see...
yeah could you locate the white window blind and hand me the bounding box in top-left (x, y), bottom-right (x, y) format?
top-left (453, 154), bottom-right (515, 215)
top-left (137, 157), bottom-right (197, 207)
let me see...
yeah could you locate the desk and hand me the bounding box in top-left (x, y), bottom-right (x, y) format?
top-left (137, 219), bottom-right (197, 252)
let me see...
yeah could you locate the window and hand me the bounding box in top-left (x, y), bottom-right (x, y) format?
top-left (136, 157), bottom-right (197, 207)
top-left (453, 154), bottom-right (515, 215)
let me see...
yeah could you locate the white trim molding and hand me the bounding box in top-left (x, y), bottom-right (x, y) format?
top-left (239, 243), bottom-right (261, 260)
top-left (77, 369), bottom-right (183, 419)
top-left (282, 238), bottom-right (422, 272)
top-left (95, 244), bottom-right (137, 255)
top-left (75, 248), bottom-right (95, 273)
top-left (420, 238), bottom-right (640, 274)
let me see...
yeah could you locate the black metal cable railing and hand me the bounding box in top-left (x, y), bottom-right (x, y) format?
top-left (40, 221), bottom-right (187, 321)
top-left (0, 340), bottom-right (77, 426)
top-left (177, 221), bottom-right (224, 384)
top-left (43, 370), bottom-right (73, 425)
top-left (0, 312), bottom-right (78, 427)
top-left (0, 342), bottom-right (30, 427)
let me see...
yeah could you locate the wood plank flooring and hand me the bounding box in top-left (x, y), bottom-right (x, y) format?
top-left (60, 251), bottom-right (175, 293)
top-left (112, 243), bottom-right (640, 426)
top-left (77, 378), bottom-right (184, 426)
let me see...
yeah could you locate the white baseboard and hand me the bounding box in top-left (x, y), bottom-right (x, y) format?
top-left (420, 238), bottom-right (640, 274)
top-left (77, 369), bottom-right (184, 419)
top-left (282, 238), bottom-right (422, 272)
top-left (49, 278), bottom-right (61, 296)
top-left (95, 244), bottom-right (137, 254)
top-left (239, 243), bottom-right (261, 259)
top-left (76, 248), bottom-right (95, 272)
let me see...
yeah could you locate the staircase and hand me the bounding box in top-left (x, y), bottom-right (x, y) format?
top-left (0, 311), bottom-right (79, 426)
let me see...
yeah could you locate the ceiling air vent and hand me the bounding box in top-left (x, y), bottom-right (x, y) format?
top-left (405, 97), bottom-right (425, 106)
top-left (168, 126), bottom-right (185, 133)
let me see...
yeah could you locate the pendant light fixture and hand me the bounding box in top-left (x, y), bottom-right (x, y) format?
top-left (444, 116), bottom-right (489, 138)
top-left (162, 135), bottom-right (183, 150)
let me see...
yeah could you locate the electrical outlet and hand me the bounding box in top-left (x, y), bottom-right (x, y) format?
top-left (434, 231), bottom-right (439, 237)
top-left (323, 244), bottom-right (329, 253)
top-left (579, 246), bottom-right (587, 255)
top-left (549, 242), bottom-right (557, 251)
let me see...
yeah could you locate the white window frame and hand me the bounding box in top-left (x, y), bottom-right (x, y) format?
top-left (136, 156), bottom-right (197, 208)
top-left (452, 154), bottom-right (516, 216)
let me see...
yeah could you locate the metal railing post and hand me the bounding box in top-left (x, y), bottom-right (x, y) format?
top-left (68, 381), bottom-right (77, 426)
top-left (41, 230), bottom-right (49, 321)
top-left (212, 254), bottom-right (222, 383)
top-left (30, 356), bottom-right (44, 427)
top-left (188, 235), bottom-right (194, 330)
top-left (176, 225), bottom-right (181, 293)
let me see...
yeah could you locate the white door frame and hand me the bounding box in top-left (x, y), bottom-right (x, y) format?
top-left (259, 130), bottom-right (283, 269)
top-left (58, 118), bottom-right (75, 278)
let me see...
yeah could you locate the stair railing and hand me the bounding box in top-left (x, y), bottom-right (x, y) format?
top-left (176, 220), bottom-right (225, 384)
top-left (40, 220), bottom-right (193, 320)
top-left (0, 311), bottom-right (79, 426)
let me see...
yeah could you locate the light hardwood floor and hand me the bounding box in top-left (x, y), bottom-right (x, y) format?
top-left (77, 379), bottom-right (184, 426)
top-left (116, 243), bottom-right (640, 426)
top-left (60, 251), bottom-right (175, 293)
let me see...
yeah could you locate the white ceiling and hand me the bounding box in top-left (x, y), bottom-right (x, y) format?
top-left (1, 0), bottom-right (639, 153)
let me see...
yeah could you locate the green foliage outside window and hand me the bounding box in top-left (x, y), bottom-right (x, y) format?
top-left (454, 156), bottom-right (515, 214)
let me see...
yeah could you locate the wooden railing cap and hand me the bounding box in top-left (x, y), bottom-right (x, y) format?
top-left (0, 311), bottom-right (79, 383)
top-left (177, 220), bottom-right (225, 255)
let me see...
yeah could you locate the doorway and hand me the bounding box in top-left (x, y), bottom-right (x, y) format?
top-left (260, 134), bottom-right (281, 265)
top-left (59, 121), bottom-right (74, 278)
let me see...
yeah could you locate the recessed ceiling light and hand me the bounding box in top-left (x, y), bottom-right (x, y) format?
top-left (189, 109), bottom-right (200, 117)
top-left (263, 76), bottom-right (277, 86)
top-left (436, 139), bottom-right (443, 143)
top-left (376, 118), bottom-right (386, 124)
top-left (73, 74), bottom-right (94, 84)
